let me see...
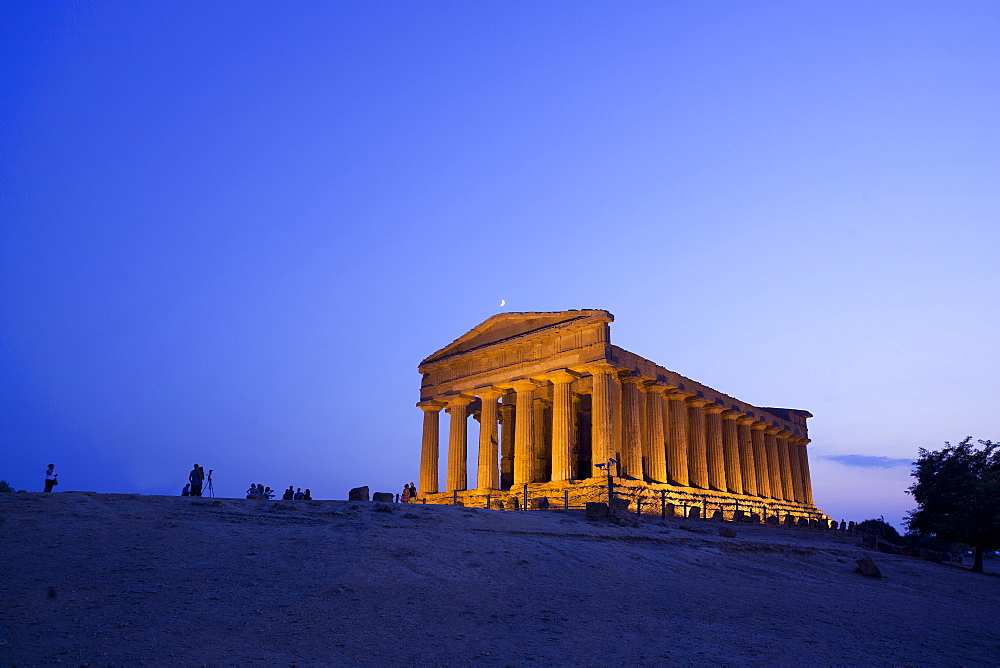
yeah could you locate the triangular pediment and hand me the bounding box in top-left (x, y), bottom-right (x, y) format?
top-left (421, 309), bottom-right (612, 367)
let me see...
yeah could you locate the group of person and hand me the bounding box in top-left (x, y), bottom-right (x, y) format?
top-left (246, 484), bottom-right (274, 499)
top-left (399, 482), bottom-right (417, 503)
top-left (245, 485), bottom-right (313, 500)
top-left (281, 486), bottom-right (312, 500)
top-left (184, 464), bottom-right (208, 496)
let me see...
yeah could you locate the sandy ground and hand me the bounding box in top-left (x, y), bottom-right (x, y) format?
top-left (2, 492), bottom-right (999, 666)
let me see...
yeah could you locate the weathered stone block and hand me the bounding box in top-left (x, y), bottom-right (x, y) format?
top-left (877, 541), bottom-right (901, 555)
top-left (712, 510), bottom-right (725, 521)
top-left (856, 556), bottom-right (882, 578)
top-left (586, 502), bottom-right (609, 518)
top-left (372, 492), bottom-right (394, 502)
top-left (348, 486), bottom-right (370, 502)
top-left (609, 498), bottom-right (631, 516)
top-left (530, 497), bottom-right (550, 510)
top-left (687, 506), bottom-right (701, 519)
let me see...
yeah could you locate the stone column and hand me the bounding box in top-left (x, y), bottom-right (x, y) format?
top-left (418, 400), bottom-right (444, 495)
top-left (797, 438), bottom-right (814, 505)
top-left (720, 410), bottom-right (743, 494)
top-left (532, 398), bottom-right (550, 482)
top-left (736, 416), bottom-right (757, 497)
top-left (764, 426), bottom-right (784, 501)
top-left (445, 395), bottom-right (473, 492)
top-left (508, 380), bottom-right (538, 485)
top-left (776, 430), bottom-right (795, 501)
top-left (686, 397), bottom-right (709, 489)
top-left (548, 370), bottom-right (577, 482)
top-left (587, 364), bottom-right (616, 473)
top-left (641, 383), bottom-right (668, 483)
top-left (665, 391), bottom-right (689, 486)
top-left (620, 373), bottom-right (645, 480)
top-left (498, 397), bottom-right (515, 490)
top-left (788, 435), bottom-right (805, 503)
top-left (475, 389), bottom-right (502, 490)
top-left (704, 404), bottom-right (726, 492)
top-left (750, 422), bottom-right (770, 498)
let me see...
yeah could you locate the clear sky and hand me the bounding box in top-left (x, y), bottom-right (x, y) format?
top-left (3, 1), bottom-right (998, 530)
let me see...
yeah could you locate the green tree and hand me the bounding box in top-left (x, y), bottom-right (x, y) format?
top-left (0, 480), bottom-right (14, 493)
top-left (907, 437), bottom-right (1000, 573)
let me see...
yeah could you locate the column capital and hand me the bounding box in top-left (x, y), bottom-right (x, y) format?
top-left (704, 403), bottom-right (725, 414)
top-left (575, 362), bottom-right (618, 376)
top-left (444, 394), bottom-right (475, 408)
top-left (640, 380), bottom-right (668, 393)
top-left (417, 400), bottom-right (446, 412)
top-left (538, 369), bottom-right (579, 385)
top-left (749, 421), bottom-right (768, 431)
top-left (618, 372), bottom-right (648, 385)
top-left (764, 425), bottom-right (781, 435)
top-left (496, 379), bottom-right (539, 392)
top-left (720, 409), bottom-right (741, 421)
top-left (776, 429), bottom-right (792, 439)
top-left (736, 415), bottom-right (755, 426)
top-left (685, 396), bottom-right (710, 408)
top-left (474, 388), bottom-right (504, 400)
top-left (665, 389), bottom-right (693, 401)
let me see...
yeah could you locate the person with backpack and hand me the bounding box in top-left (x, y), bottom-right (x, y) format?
top-left (44, 464), bottom-right (58, 492)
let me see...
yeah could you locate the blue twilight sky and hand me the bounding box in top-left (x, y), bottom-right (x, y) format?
top-left (3, 1), bottom-right (998, 530)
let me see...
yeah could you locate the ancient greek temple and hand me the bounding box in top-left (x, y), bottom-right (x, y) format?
top-left (416, 310), bottom-right (820, 518)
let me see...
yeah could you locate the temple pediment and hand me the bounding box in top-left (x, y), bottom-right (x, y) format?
top-left (421, 309), bottom-right (613, 366)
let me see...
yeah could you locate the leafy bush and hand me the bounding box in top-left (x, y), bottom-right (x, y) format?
top-left (855, 517), bottom-right (902, 543)
top-left (0, 480), bottom-right (15, 493)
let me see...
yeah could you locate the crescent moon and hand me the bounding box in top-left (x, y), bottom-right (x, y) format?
top-left (500, 299), bottom-right (506, 307)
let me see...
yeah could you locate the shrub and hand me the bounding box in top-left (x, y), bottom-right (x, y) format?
top-left (855, 517), bottom-right (902, 543)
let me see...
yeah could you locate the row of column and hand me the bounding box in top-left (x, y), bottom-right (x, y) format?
top-left (418, 365), bottom-right (814, 505)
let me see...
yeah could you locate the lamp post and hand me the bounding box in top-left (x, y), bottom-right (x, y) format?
top-left (595, 458), bottom-right (618, 508)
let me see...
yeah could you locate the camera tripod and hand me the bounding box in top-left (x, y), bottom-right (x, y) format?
top-left (204, 470), bottom-right (215, 498)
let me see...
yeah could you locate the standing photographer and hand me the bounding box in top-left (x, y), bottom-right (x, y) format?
top-left (189, 464), bottom-right (204, 497)
top-left (44, 464), bottom-right (58, 492)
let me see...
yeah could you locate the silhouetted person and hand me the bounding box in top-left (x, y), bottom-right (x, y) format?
top-left (282, 486), bottom-right (294, 500)
top-left (408, 482), bottom-right (416, 500)
top-left (182, 483), bottom-right (191, 496)
top-left (401, 484), bottom-right (410, 503)
top-left (263, 486), bottom-right (273, 500)
top-left (189, 464), bottom-right (204, 497)
top-left (44, 464), bottom-right (58, 492)
top-left (294, 487), bottom-right (303, 500)
top-left (302, 489), bottom-right (312, 500)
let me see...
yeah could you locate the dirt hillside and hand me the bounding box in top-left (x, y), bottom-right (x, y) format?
top-left (2, 492), bottom-right (998, 666)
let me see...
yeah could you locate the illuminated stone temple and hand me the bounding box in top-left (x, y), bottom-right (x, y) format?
top-left (415, 310), bottom-right (821, 519)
